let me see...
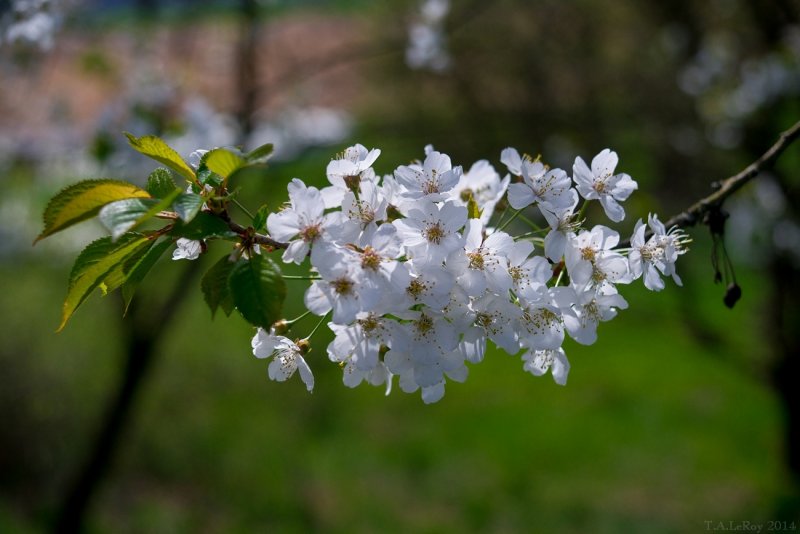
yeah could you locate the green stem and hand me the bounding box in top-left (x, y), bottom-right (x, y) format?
top-left (554, 268), bottom-right (566, 287)
top-left (497, 209), bottom-right (523, 232)
top-left (305, 311), bottom-right (331, 340)
top-left (287, 309), bottom-right (313, 325)
top-left (576, 200), bottom-right (590, 222)
top-left (232, 198), bottom-right (255, 220)
top-left (517, 212), bottom-right (542, 232)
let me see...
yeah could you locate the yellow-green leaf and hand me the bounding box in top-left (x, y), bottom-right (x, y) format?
top-left (124, 132), bottom-right (195, 181)
top-left (203, 148), bottom-right (246, 179)
top-left (467, 195), bottom-right (482, 220)
top-left (121, 239), bottom-right (173, 314)
top-left (36, 179), bottom-right (151, 243)
top-left (59, 234), bottom-right (152, 331)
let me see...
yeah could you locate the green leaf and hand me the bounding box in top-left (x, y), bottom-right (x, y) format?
top-left (172, 193), bottom-right (204, 222)
top-left (252, 204), bottom-right (270, 232)
top-left (203, 148), bottom-right (246, 179)
top-left (171, 212), bottom-right (238, 240)
top-left (59, 234), bottom-right (152, 331)
top-left (121, 238), bottom-right (173, 314)
top-left (228, 254), bottom-right (286, 329)
top-left (36, 179), bottom-right (151, 243)
top-left (124, 132), bottom-right (195, 181)
top-left (101, 239), bottom-right (155, 294)
top-left (146, 168), bottom-right (179, 198)
top-left (196, 165), bottom-right (223, 187)
top-left (246, 142), bottom-right (274, 163)
top-left (201, 254), bottom-right (237, 318)
top-left (98, 198), bottom-right (159, 241)
top-left (467, 195), bottom-right (482, 220)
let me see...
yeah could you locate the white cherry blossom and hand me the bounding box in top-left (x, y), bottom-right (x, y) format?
top-left (522, 348), bottom-right (570, 385)
top-left (172, 238), bottom-right (202, 260)
top-left (445, 219), bottom-right (513, 297)
top-left (446, 159), bottom-right (510, 224)
top-left (252, 332), bottom-right (314, 392)
top-left (267, 178), bottom-right (341, 264)
top-left (321, 143), bottom-right (381, 208)
top-left (393, 198), bottom-right (466, 266)
top-left (394, 150), bottom-right (462, 201)
top-left (573, 149), bottom-right (638, 222)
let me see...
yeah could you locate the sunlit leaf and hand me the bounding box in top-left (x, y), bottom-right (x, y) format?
top-left (147, 168), bottom-right (179, 198)
top-left (467, 195), bottom-right (482, 220)
top-left (59, 234), bottom-right (152, 331)
top-left (124, 132), bottom-right (195, 181)
top-left (203, 148), bottom-right (246, 179)
top-left (36, 179), bottom-right (150, 243)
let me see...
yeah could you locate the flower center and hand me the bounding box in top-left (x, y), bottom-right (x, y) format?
top-left (407, 279), bottom-right (427, 298)
top-left (424, 223), bottom-right (445, 244)
top-left (300, 224), bottom-right (322, 243)
top-left (422, 179), bottom-right (440, 195)
top-left (509, 266), bottom-right (524, 283)
top-left (468, 250), bottom-right (485, 270)
top-left (580, 246), bottom-right (596, 262)
top-left (415, 314), bottom-right (434, 335)
top-left (360, 247), bottom-right (382, 271)
top-left (476, 312), bottom-right (493, 328)
top-left (332, 277), bottom-right (354, 295)
top-left (357, 314), bottom-right (380, 335)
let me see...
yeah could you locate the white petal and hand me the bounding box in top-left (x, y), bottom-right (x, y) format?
top-left (507, 183), bottom-right (536, 210)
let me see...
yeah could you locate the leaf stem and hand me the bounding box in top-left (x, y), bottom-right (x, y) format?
top-left (497, 209), bottom-right (523, 232)
top-left (232, 198), bottom-right (255, 220)
top-left (305, 311), bottom-right (331, 340)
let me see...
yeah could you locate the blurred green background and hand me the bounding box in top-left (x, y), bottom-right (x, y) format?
top-left (1, 0), bottom-right (799, 532)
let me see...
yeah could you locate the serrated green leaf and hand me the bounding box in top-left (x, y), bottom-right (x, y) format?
top-left (246, 143), bottom-right (274, 163)
top-left (171, 212), bottom-right (238, 240)
top-left (59, 234), bottom-right (152, 331)
top-left (203, 148), bottom-right (246, 179)
top-left (252, 204), bottom-right (270, 232)
top-left (36, 179), bottom-right (151, 243)
top-left (229, 255), bottom-right (286, 329)
top-left (98, 198), bottom-right (159, 241)
top-left (124, 132), bottom-right (195, 181)
top-left (172, 193), bottom-right (204, 222)
top-left (196, 165), bottom-right (223, 187)
top-left (100, 190), bottom-right (182, 241)
top-left (147, 168), bottom-right (178, 198)
top-left (101, 239), bottom-right (155, 294)
top-left (121, 238), bottom-right (172, 314)
top-left (201, 254), bottom-right (237, 318)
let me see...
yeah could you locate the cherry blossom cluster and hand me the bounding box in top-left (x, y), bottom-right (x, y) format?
top-left (232, 143), bottom-right (690, 402)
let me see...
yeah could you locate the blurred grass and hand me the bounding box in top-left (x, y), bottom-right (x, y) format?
top-left (0, 148), bottom-right (793, 532)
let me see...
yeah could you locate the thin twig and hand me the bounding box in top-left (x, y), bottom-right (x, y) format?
top-left (663, 119), bottom-right (800, 230)
top-left (224, 218), bottom-right (289, 249)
